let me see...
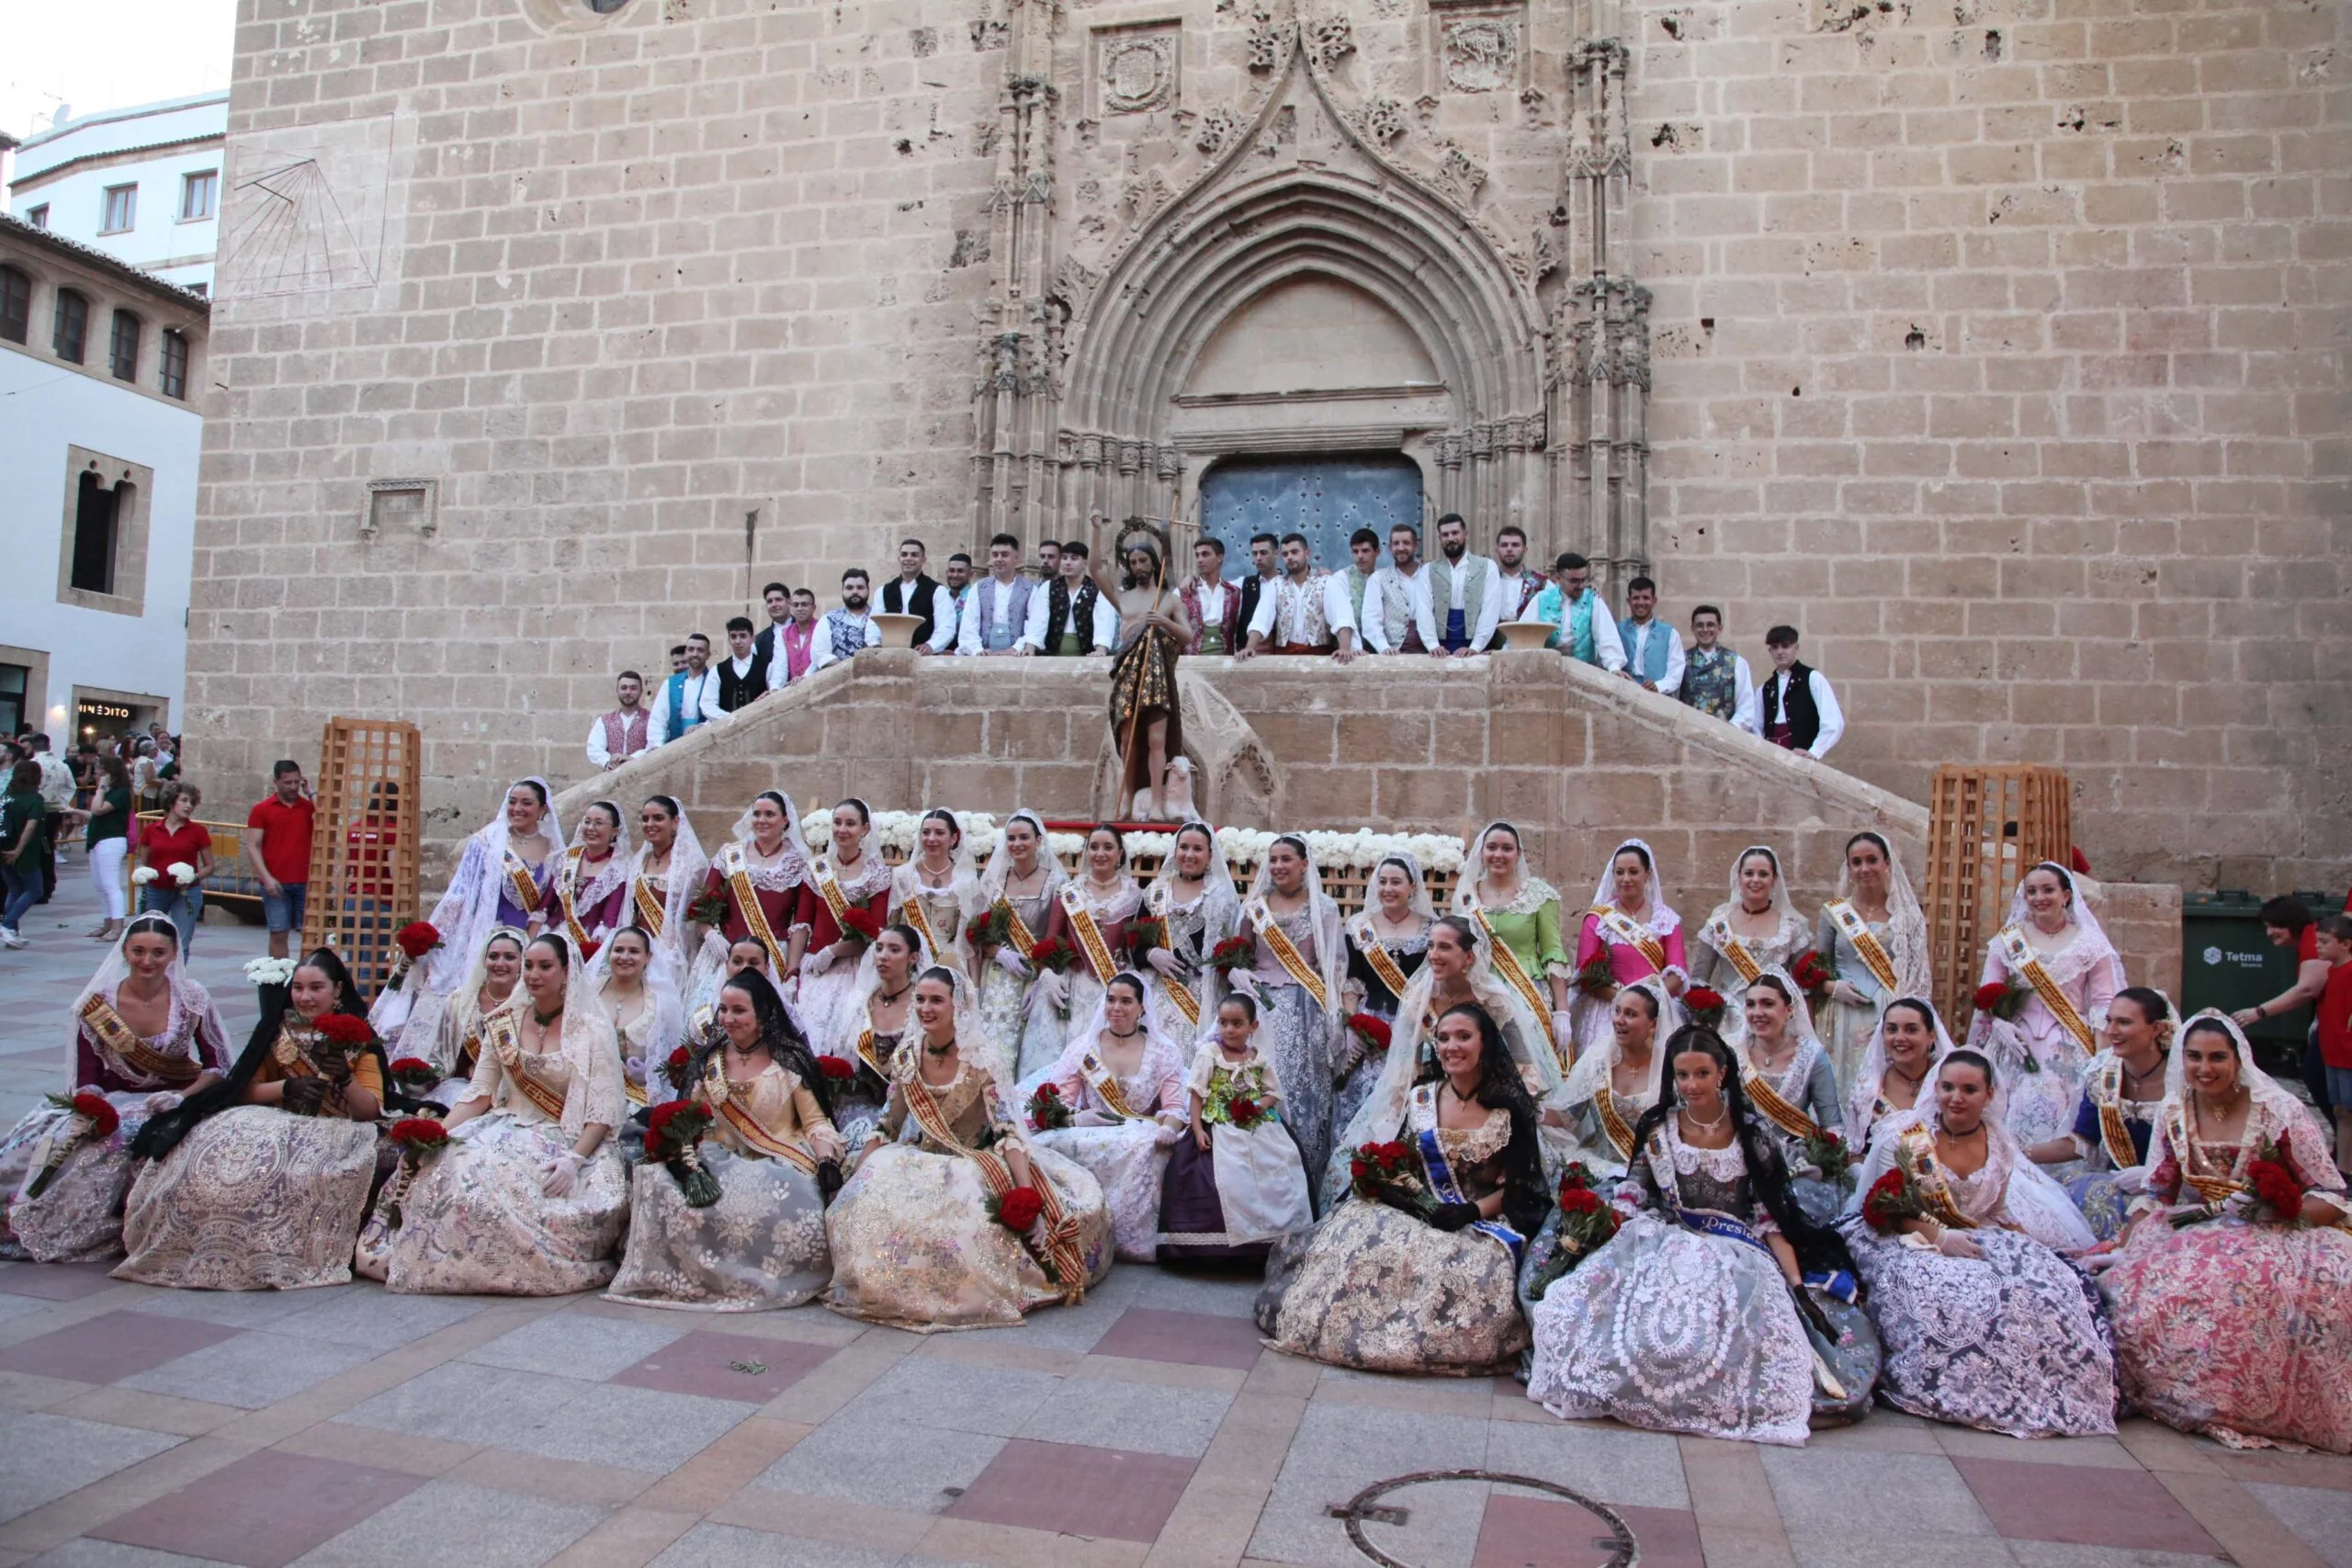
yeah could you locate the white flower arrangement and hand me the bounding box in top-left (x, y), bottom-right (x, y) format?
top-left (170, 863), bottom-right (197, 887)
top-left (243, 956), bottom-right (299, 987)
top-left (790, 806), bottom-right (1464, 879)
top-left (130, 866), bottom-right (159, 886)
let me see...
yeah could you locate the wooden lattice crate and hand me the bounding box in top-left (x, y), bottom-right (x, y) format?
top-left (300, 718), bottom-right (424, 997)
top-left (1923, 763), bottom-right (2071, 1030)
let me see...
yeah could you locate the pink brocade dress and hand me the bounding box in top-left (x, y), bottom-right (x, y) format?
top-left (1567, 907), bottom-right (1689, 1055)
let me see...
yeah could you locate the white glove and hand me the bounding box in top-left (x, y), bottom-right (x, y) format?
top-left (1072, 1108), bottom-right (1115, 1128)
top-left (803, 944), bottom-right (837, 978)
top-left (1042, 969), bottom-right (1069, 1009)
top-left (1551, 1011), bottom-right (1576, 1057)
top-left (1934, 1227), bottom-right (1983, 1259)
top-left (624, 1055), bottom-right (647, 1084)
top-left (994, 946), bottom-right (1032, 978)
top-left (541, 1150), bottom-right (584, 1198)
top-left (1144, 946), bottom-right (1182, 979)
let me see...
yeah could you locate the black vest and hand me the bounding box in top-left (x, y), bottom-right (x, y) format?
top-left (1760, 662), bottom-right (1821, 749)
top-left (882, 575), bottom-right (941, 646)
top-left (1043, 579), bottom-right (1100, 654)
top-left (716, 649), bottom-right (773, 713)
top-left (1237, 575), bottom-right (1267, 646)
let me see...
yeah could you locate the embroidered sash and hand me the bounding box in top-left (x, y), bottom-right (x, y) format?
top-left (503, 850), bottom-right (544, 916)
top-left (1471, 908), bottom-right (1553, 1049)
top-left (1349, 914), bottom-right (1414, 1000)
top-left (898, 882), bottom-right (944, 958)
top-left (854, 1027), bottom-right (892, 1078)
top-left (1589, 906), bottom-right (1669, 975)
top-left (722, 847), bottom-right (793, 975)
top-left (1415, 1120), bottom-right (1522, 1264)
top-left (630, 874), bottom-right (666, 938)
top-left (2162, 1104), bottom-right (2249, 1211)
top-left (483, 1011), bottom-right (569, 1122)
top-left (1700, 918), bottom-right (1763, 987)
top-left (555, 847), bottom-right (600, 951)
top-left (1744, 1058), bottom-right (1825, 1145)
top-left (901, 1070), bottom-right (1086, 1300)
top-left (2087, 1057), bottom-right (2149, 1171)
top-left (1058, 885), bottom-right (1120, 985)
top-left (1826, 900), bottom-right (1899, 993)
top-left (1247, 898), bottom-right (1328, 1010)
top-left (811, 858), bottom-right (854, 930)
top-left (1079, 1053), bottom-right (1140, 1121)
top-left (1145, 885), bottom-right (1202, 1028)
top-left (78, 993), bottom-right (200, 1085)
top-left (700, 1056), bottom-right (820, 1175)
top-left (1895, 1122), bottom-right (1977, 1230)
top-left (1595, 1087), bottom-right (1638, 1161)
top-left (993, 897), bottom-right (1042, 961)
top-left (1995, 926), bottom-right (2097, 1052)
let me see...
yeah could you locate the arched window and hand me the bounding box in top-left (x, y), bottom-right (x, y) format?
top-left (0, 265), bottom-right (28, 344)
top-left (160, 330), bottom-right (190, 400)
top-left (109, 309), bottom-right (142, 382)
top-left (53, 288), bottom-right (88, 363)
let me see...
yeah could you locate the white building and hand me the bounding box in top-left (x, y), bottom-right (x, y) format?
top-left (0, 215), bottom-right (208, 747)
top-left (8, 94), bottom-right (227, 296)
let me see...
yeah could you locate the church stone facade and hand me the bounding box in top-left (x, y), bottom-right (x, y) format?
top-left (188, 0), bottom-right (2347, 888)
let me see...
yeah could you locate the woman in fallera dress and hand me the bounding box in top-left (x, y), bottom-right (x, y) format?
top-left (605, 970), bottom-right (846, 1312)
top-left (1453, 823), bottom-right (1576, 1068)
top-left (2097, 1011), bottom-right (2352, 1453)
top-left (1138, 820), bottom-right (1241, 1057)
top-left (591, 925), bottom-right (687, 1111)
top-left (1568, 839), bottom-right (1690, 1058)
top-left (1256, 1002), bottom-right (1549, 1374)
top-left (1340, 855), bottom-right (1434, 1141)
top-left (1844, 996), bottom-right (1951, 1157)
top-left (1555, 979), bottom-right (1681, 1176)
top-left (1966, 862), bottom-right (2123, 1147)
top-left (422, 929), bottom-right (527, 1111)
top-left (2024, 986), bottom-right (2174, 1240)
top-left (970, 809), bottom-right (1070, 1091)
top-left (1021, 971), bottom-right (1187, 1261)
top-left (382, 932), bottom-right (629, 1296)
top-left (691, 790), bottom-right (810, 1006)
top-left (1813, 831), bottom-right (1933, 1089)
top-left (789, 798), bottom-right (895, 1052)
top-left (627, 795), bottom-right (708, 964)
top-left (1733, 968), bottom-right (1849, 1224)
top-left (889, 808), bottom-right (983, 981)
top-left (1027, 825), bottom-right (1143, 1077)
top-left (1159, 993), bottom-right (1313, 1263)
top-left (825, 966), bottom-right (1113, 1330)
top-left (552, 799), bottom-right (632, 953)
top-left (1526, 1026), bottom-right (1870, 1445)
top-left (0, 916), bottom-right (232, 1261)
top-left (1690, 846), bottom-right (1813, 1042)
top-left (1231, 835), bottom-right (1348, 1209)
top-left (1839, 1049), bottom-right (2115, 1438)
top-left (820, 922), bottom-right (929, 1146)
top-left (114, 949), bottom-right (384, 1291)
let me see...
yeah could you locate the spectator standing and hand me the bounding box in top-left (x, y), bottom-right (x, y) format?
top-left (1341, 528), bottom-right (1380, 632)
top-left (587, 671), bottom-right (663, 771)
top-left (813, 570), bottom-right (882, 670)
top-left (29, 733), bottom-right (74, 904)
top-left (1490, 525), bottom-right (1546, 635)
top-left (928, 553), bottom-right (975, 654)
top-left (661, 633), bottom-right (720, 737)
top-left (1237, 532), bottom-right (1280, 642)
top-left (0, 760), bottom-right (45, 948)
top-left (1179, 537), bottom-right (1241, 656)
top-left (1360, 522), bottom-right (1436, 656)
top-left (1678, 605), bottom-right (1756, 730)
top-left (79, 755), bottom-right (134, 942)
top-left (1749, 626), bottom-right (1843, 759)
top-left (137, 783), bottom-right (215, 954)
top-left (752, 582), bottom-right (794, 668)
top-left (1529, 553), bottom-right (1627, 672)
top-left (1042, 544), bottom-right (1113, 656)
top-left (956, 534), bottom-right (1048, 656)
top-left (2233, 893), bottom-right (2346, 1131)
top-left (2314, 914), bottom-right (2352, 1172)
top-left (1427, 513), bottom-right (1500, 656)
top-left (1035, 539), bottom-right (1062, 581)
top-left (778, 588), bottom-right (823, 682)
top-left (715, 617), bottom-right (775, 713)
top-left (880, 539), bottom-right (945, 649)
top-left (244, 761), bottom-right (317, 961)
top-left (1617, 576), bottom-right (1685, 696)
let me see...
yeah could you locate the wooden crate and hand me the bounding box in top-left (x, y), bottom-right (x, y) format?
top-left (1924, 764), bottom-right (2071, 1029)
top-left (300, 718), bottom-right (423, 997)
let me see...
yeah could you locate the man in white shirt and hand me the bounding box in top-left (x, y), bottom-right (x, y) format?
top-left (1361, 522), bottom-right (1437, 655)
top-left (715, 618), bottom-right (775, 712)
top-left (661, 634), bottom-right (724, 735)
top-left (587, 671), bottom-right (666, 770)
top-left (1748, 625), bottom-right (1845, 759)
top-left (1042, 542), bottom-right (1117, 656)
top-left (1179, 537), bottom-right (1240, 655)
top-left (956, 534), bottom-right (1050, 656)
top-left (751, 581), bottom-right (793, 668)
top-left (1678, 605), bottom-right (1757, 732)
top-left (1237, 533), bottom-right (1360, 663)
top-left (812, 570), bottom-right (881, 671)
top-left (925, 552), bottom-right (974, 654)
top-left (1617, 576), bottom-right (1686, 696)
top-left (1428, 513), bottom-right (1501, 656)
top-left (1487, 525), bottom-right (1546, 647)
top-left (1530, 553), bottom-right (1628, 672)
top-left (29, 733), bottom-right (74, 901)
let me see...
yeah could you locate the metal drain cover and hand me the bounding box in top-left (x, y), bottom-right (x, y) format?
top-left (1325, 1470), bottom-right (1637, 1568)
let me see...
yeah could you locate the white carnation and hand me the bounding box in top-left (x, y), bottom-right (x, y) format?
top-left (130, 866), bottom-right (159, 886)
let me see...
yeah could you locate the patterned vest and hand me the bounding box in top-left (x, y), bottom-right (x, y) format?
top-left (598, 709), bottom-right (650, 758)
top-left (1681, 647), bottom-right (1740, 720)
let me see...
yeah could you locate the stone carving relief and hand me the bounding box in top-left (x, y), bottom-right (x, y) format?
top-left (1360, 96), bottom-right (1408, 143)
top-left (1196, 106), bottom-right (1245, 154)
top-left (1308, 14), bottom-right (1355, 69)
top-left (1441, 15), bottom-right (1519, 92)
top-left (1248, 7), bottom-right (1284, 72)
top-left (1097, 27), bottom-right (1178, 116)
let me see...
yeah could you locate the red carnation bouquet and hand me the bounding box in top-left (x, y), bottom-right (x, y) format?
top-left (1349, 1138), bottom-right (1434, 1217)
top-left (1206, 935), bottom-right (1256, 974)
top-left (1027, 937), bottom-right (1075, 975)
top-left (24, 1091), bottom-right (122, 1200)
top-left (1027, 1081), bottom-right (1074, 1132)
top-left (1681, 986), bottom-right (1728, 1029)
top-left (1574, 954), bottom-right (1617, 1000)
top-left (1346, 1013), bottom-right (1391, 1054)
top-left (687, 887), bottom-right (730, 928)
top-left (1791, 950), bottom-right (1835, 1006)
top-left (1526, 1162), bottom-right (1620, 1299)
top-left (1223, 1094), bottom-right (1270, 1132)
top-left (662, 1044), bottom-right (695, 1094)
top-left (643, 1100), bottom-right (720, 1206)
top-left (1121, 916), bottom-right (1168, 966)
top-left (377, 1117), bottom-right (451, 1229)
top-left (837, 905), bottom-right (884, 951)
top-left (2175, 1133), bottom-right (2310, 1229)
top-left (1973, 979), bottom-right (2029, 1025)
top-left (988, 1184), bottom-right (1044, 1233)
top-left (1804, 1125), bottom-right (1854, 1187)
top-left (387, 1056), bottom-right (439, 1094)
top-left (1861, 1162), bottom-right (1928, 1235)
top-left (394, 921), bottom-right (442, 962)
top-left (312, 1013), bottom-right (375, 1053)
top-left (964, 905), bottom-right (1012, 952)
top-left (816, 1055), bottom-right (857, 1082)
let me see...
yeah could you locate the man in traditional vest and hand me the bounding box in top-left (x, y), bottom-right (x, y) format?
top-left (1749, 625), bottom-right (1845, 759)
top-left (1487, 525), bottom-right (1546, 648)
top-left (813, 570), bottom-right (881, 670)
top-left (880, 538), bottom-right (944, 648)
top-left (1236, 532), bottom-right (1280, 644)
top-left (1042, 541), bottom-right (1114, 656)
top-left (587, 671), bottom-right (663, 771)
top-left (956, 534), bottom-right (1049, 656)
top-left (716, 616), bottom-right (775, 712)
top-left (1181, 536), bottom-right (1241, 655)
top-left (926, 552), bottom-right (974, 654)
top-left (1427, 513), bottom-right (1501, 656)
top-left (752, 581), bottom-right (793, 668)
top-left (1530, 553), bottom-right (1628, 672)
top-left (1341, 528), bottom-right (1380, 631)
top-left (1362, 521), bottom-right (1437, 655)
top-left (1237, 533), bottom-right (1361, 662)
top-left (1679, 604), bottom-right (1756, 729)
top-left (1617, 576), bottom-right (1686, 696)
top-left (661, 633), bottom-right (722, 736)
top-left (777, 588), bottom-right (822, 684)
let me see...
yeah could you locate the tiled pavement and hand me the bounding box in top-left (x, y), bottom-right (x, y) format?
top-left (4, 865), bottom-right (2351, 1567)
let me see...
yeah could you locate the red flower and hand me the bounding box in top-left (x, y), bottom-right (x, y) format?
top-left (994, 1185), bottom-right (1044, 1231)
top-left (840, 905), bottom-right (884, 944)
top-left (1226, 1095), bottom-right (1266, 1129)
top-left (1973, 982), bottom-right (2010, 1012)
top-left (1683, 987), bottom-right (1725, 1014)
top-left (1560, 1185), bottom-right (1600, 1215)
top-left (1791, 951), bottom-right (1834, 995)
top-left (388, 1117), bottom-right (448, 1147)
top-left (667, 1045), bottom-right (691, 1068)
top-left (1207, 936), bottom-right (1256, 971)
top-left (2249, 1158), bottom-right (2304, 1219)
top-left (1862, 1166), bottom-right (1924, 1234)
top-left (389, 1056), bottom-right (434, 1077)
top-left (394, 921), bottom-right (442, 960)
top-left (644, 1100), bottom-right (714, 1161)
top-left (313, 1014), bottom-right (374, 1049)
top-left (817, 1055), bottom-right (856, 1081)
top-left (2069, 846), bottom-right (2092, 875)
top-left (1346, 1013), bottom-right (1391, 1052)
top-left (1027, 937), bottom-right (1073, 973)
top-left (70, 1091), bottom-right (119, 1141)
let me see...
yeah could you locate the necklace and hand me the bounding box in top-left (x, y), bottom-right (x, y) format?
top-left (876, 984), bottom-right (910, 1007)
top-left (1680, 1102), bottom-right (1728, 1133)
top-left (531, 1004), bottom-right (562, 1030)
top-left (924, 1037), bottom-right (955, 1057)
top-left (1109, 1025), bottom-right (1142, 1040)
top-left (1886, 1061), bottom-right (1926, 1093)
top-left (2122, 1052), bottom-right (2165, 1089)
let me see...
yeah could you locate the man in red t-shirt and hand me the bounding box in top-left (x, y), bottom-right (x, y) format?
top-left (2241, 892), bottom-right (2352, 1126)
top-left (244, 761), bottom-right (316, 958)
top-left (2314, 915), bottom-right (2352, 1174)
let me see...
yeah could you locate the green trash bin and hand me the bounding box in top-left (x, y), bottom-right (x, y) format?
top-left (2180, 891), bottom-right (2321, 1077)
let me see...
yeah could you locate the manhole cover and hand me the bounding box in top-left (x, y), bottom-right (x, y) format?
top-left (1325, 1470), bottom-right (1637, 1568)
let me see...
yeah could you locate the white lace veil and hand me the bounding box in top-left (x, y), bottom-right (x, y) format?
top-left (1586, 835), bottom-right (1676, 928)
top-left (1716, 844), bottom-right (1797, 928)
top-left (2160, 1010), bottom-right (2337, 1185)
top-left (631, 794), bottom-right (709, 959)
top-left (71, 913), bottom-right (233, 1077)
top-left (727, 789), bottom-right (810, 884)
top-left (447, 924), bottom-right (529, 1043)
top-left (1561, 976), bottom-right (1680, 1110)
top-left (900, 960), bottom-right (988, 1083)
top-left (824, 922), bottom-right (934, 1061)
top-left (1843, 994), bottom-right (1955, 1147)
top-left (539, 930), bottom-right (625, 1139)
top-left (894, 808), bottom-right (983, 906)
top-left (1243, 833), bottom-right (1347, 1028)
top-left (1835, 830), bottom-right (1929, 989)
top-left (1738, 963), bottom-right (1823, 1058)
top-left (979, 807), bottom-right (1068, 903)
top-left (577, 797), bottom-right (634, 866)
top-left (1149, 819), bottom-right (1240, 913)
top-left (585, 923), bottom-right (687, 1078)
top-left (1454, 821), bottom-right (1558, 916)
top-left (2002, 861), bottom-right (2118, 960)
top-left (1024, 969), bottom-right (1189, 1113)
top-left (387, 776), bottom-right (567, 1046)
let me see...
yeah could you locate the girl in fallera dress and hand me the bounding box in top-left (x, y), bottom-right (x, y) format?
top-left (115, 949), bottom-right (385, 1291)
top-left (1231, 835), bottom-right (1348, 1209)
top-left (1139, 820), bottom-right (1241, 1055)
top-left (590, 924), bottom-right (688, 1110)
top-left (382, 932), bottom-right (629, 1296)
top-left (1843, 996), bottom-right (1950, 1157)
top-left (1838, 1049), bottom-right (2115, 1439)
top-left (1555, 979), bottom-right (1682, 1177)
top-left (1813, 831), bottom-right (1933, 1089)
top-left (1568, 839), bottom-right (1690, 1058)
top-left (888, 808), bottom-right (984, 981)
top-left (424, 929), bottom-right (527, 1111)
top-left (1453, 823), bottom-right (1576, 1068)
top-left (1690, 846), bottom-right (1813, 1043)
top-left (790, 798), bottom-right (894, 1036)
top-left (820, 922), bottom-right (929, 1146)
top-left (2096, 1011), bottom-right (2352, 1453)
top-left (1159, 993), bottom-right (1313, 1263)
top-left (1028, 825), bottom-right (1143, 1077)
top-left (626, 795), bottom-right (709, 965)
top-left (970, 809), bottom-right (1071, 1091)
top-left (1967, 862), bottom-right (2123, 1148)
top-left (1526, 1026), bottom-right (1871, 1445)
top-left (0, 917), bottom-right (232, 1262)
top-left (690, 790), bottom-right (810, 1010)
top-left (2025, 986), bottom-right (2174, 1240)
top-left (606, 970), bottom-right (846, 1313)
top-left (1257, 1002), bottom-right (1549, 1374)
top-left (1339, 854), bottom-right (1434, 1141)
top-left (1733, 969), bottom-right (1849, 1224)
top-left (825, 966), bottom-right (1113, 1330)
top-left (552, 799), bottom-right (632, 953)
top-left (1020, 971), bottom-right (1188, 1261)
